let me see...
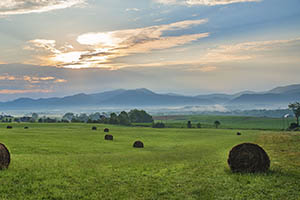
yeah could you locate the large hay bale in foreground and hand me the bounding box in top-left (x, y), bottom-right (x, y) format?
top-left (228, 143), bottom-right (270, 173)
top-left (104, 134), bottom-right (113, 141)
top-left (92, 126), bottom-right (97, 130)
top-left (6, 126), bottom-right (12, 129)
top-left (133, 141), bottom-right (144, 148)
top-left (237, 132), bottom-right (241, 135)
top-left (0, 143), bottom-right (10, 170)
top-left (104, 128), bottom-right (109, 133)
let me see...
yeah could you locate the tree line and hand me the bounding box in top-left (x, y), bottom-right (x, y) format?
top-left (1, 109), bottom-right (153, 126)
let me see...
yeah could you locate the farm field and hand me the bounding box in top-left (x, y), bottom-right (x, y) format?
top-left (0, 123), bottom-right (300, 200)
top-left (153, 115), bottom-right (296, 130)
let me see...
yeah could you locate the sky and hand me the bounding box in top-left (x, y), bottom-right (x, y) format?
top-left (0, 0), bottom-right (300, 101)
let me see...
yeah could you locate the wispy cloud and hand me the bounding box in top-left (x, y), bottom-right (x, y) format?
top-left (0, 74), bottom-right (67, 84)
top-left (0, 89), bottom-right (53, 94)
top-left (199, 66), bottom-right (217, 72)
top-left (202, 38), bottom-right (300, 62)
top-left (116, 37), bottom-right (300, 69)
top-left (155, 0), bottom-right (261, 6)
top-left (0, 0), bottom-right (86, 15)
top-left (125, 8), bottom-right (140, 12)
top-left (25, 19), bottom-right (209, 69)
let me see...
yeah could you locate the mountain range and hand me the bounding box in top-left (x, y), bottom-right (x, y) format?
top-left (0, 84), bottom-right (299, 110)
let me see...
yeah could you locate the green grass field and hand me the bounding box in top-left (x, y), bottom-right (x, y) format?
top-left (0, 123), bottom-right (299, 199)
top-left (154, 115), bottom-right (296, 130)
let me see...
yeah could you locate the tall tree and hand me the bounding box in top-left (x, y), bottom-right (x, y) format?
top-left (62, 113), bottom-right (75, 122)
top-left (214, 120), bottom-right (221, 128)
top-left (118, 111), bottom-right (131, 126)
top-left (288, 102), bottom-right (300, 126)
top-left (32, 113), bottom-right (39, 121)
top-left (187, 121), bottom-right (192, 128)
top-left (109, 113), bottom-right (119, 124)
top-left (128, 109), bottom-right (153, 123)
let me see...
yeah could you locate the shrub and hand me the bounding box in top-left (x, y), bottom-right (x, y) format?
top-left (152, 122), bottom-right (165, 128)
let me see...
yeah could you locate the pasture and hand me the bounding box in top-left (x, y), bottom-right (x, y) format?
top-left (154, 115), bottom-right (296, 130)
top-left (0, 123), bottom-right (299, 199)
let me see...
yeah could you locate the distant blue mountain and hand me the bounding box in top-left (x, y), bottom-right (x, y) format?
top-left (0, 88), bottom-right (213, 109)
top-left (230, 84), bottom-right (300, 105)
top-left (0, 84), bottom-right (299, 110)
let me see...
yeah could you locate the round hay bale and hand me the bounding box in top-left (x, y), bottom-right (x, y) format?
top-left (104, 134), bottom-right (113, 141)
top-left (0, 143), bottom-right (10, 170)
top-left (133, 141), bottom-right (144, 148)
top-left (104, 128), bottom-right (109, 133)
top-left (92, 126), bottom-right (97, 130)
top-left (237, 132), bottom-right (241, 135)
top-left (24, 127), bottom-right (29, 129)
top-left (228, 143), bottom-right (270, 173)
top-left (6, 126), bottom-right (12, 129)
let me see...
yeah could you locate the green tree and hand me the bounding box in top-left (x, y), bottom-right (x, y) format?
top-left (118, 111), bottom-right (131, 126)
top-left (62, 113), bottom-right (75, 122)
top-left (109, 113), bottom-right (119, 124)
top-left (78, 113), bottom-right (89, 123)
top-left (128, 109), bottom-right (153, 123)
top-left (187, 121), bottom-right (192, 128)
top-left (289, 102), bottom-right (300, 126)
top-left (32, 113), bottom-right (39, 121)
top-left (152, 122), bottom-right (165, 128)
top-left (197, 122), bottom-right (201, 128)
top-left (214, 120), bottom-right (221, 128)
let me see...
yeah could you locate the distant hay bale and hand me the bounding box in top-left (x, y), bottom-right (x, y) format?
top-left (92, 126), bottom-right (97, 130)
top-left (237, 132), bottom-right (241, 135)
top-left (104, 134), bottom-right (113, 141)
top-left (228, 143), bottom-right (270, 173)
top-left (133, 141), bottom-right (144, 148)
top-left (6, 126), bottom-right (12, 129)
top-left (24, 127), bottom-right (29, 129)
top-left (0, 143), bottom-right (10, 170)
top-left (104, 128), bottom-right (109, 133)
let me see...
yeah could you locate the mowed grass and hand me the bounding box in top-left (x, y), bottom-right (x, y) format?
top-left (154, 115), bottom-right (296, 130)
top-left (0, 123), bottom-right (299, 200)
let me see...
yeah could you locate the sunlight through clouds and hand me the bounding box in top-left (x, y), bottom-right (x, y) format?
top-left (25, 19), bottom-right (209, 69)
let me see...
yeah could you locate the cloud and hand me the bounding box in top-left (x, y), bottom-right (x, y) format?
top-left (126, 8), bottom-right (140, 12)
top-left (0, 89), bottom-right (53, 94)
top-left (199, 66), bottom-right (217, 72)
top-left (25, 19), bottom-right (209, 69)
top-left (0, 73), bottom-right (67, 84)
top-left (201, 38), bottom-right (300, 62)
top-left (155, 0), bottom-right (261, 6)
top-left (116, 37), bottom-right (300, 69)
top-left (0, 0), bottom-right (86, 16)
top-left (54, 79), bottom-right (67, 83)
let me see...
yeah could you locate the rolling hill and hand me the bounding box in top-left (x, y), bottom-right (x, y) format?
top-left (0, 84), bottom-right (299, 110)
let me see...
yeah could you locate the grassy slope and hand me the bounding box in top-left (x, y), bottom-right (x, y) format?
top-left (0, 123), bottom-right (299, 199)
top-left (154, 115), bottom-right (296, 130)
